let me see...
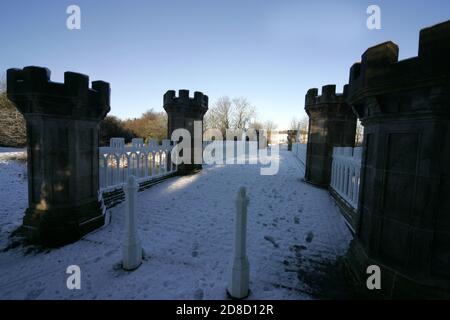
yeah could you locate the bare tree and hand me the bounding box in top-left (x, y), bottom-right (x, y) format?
top-left (232, 97), bottom-right (256, 130)
top-left (289, 116), bottom-right (309, 143)
top-left (289, 117), bottom-right (300, 131)
top-left (249, 120), bottom-right (264, 131)
top-left (300, 116), bottom-right (309, 132)
top-left (204, 96), bottom-right (233, 137)
top-left (289, 117), bottom-right (308, 131)
top-left (264, 120), bottom-right (278, 145)
top-left (264, 120), bottom-right (278, 132)
top-left (204, 96), bottom-right (257, 137)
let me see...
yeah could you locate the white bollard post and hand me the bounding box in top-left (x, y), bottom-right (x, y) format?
top-left (122, 175), bottom-right (142, 271)
top-left (228, 186), bottom-right (250, 299)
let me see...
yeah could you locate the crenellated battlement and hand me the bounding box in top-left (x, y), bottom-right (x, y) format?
top-left (304, 83), bottom-right (356, 187)
top-left (7, 66), bottom-right (110, 119)
top-left (163, 89), bottom-right (208, 175)
top-left (344, 20), bottom-right (450, 298)
top-left (163, 89), bottom-right (209, 110)
top-left (348, 20), bottom-right (450, 99)
top-left (6, 67), bottom-right (111, 245)
top-left (305, 84), bottom-right (348, 106)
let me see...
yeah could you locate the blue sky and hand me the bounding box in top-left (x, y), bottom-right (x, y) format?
top-left (1, 0), bottom-right (449, 129)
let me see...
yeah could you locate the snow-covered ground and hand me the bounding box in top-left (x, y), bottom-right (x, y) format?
top-left (0, 147), bottom-right (28, 249)
top-left (0, 146), bottom-right (353, 299)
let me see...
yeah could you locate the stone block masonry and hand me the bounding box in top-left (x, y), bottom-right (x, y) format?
top-left (346, 20), bottom-right (450, 298)
top-left (163, 90), bottom-right (208, 175)
top-left (304, 85), bottom-right (357, 187)
top-left (7, 66), bottom-right (110, 246)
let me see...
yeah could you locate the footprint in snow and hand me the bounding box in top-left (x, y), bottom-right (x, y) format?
top-left (25, 287), bottom-right (45, 300)
top-left (305, 231), bottom-right (314, 243)
top-left (105, 250), bottom-right (116, 257)
top-left (192, 243), bottom-right (199, 258)
top-left (264, 236), bottom-right (279, 248)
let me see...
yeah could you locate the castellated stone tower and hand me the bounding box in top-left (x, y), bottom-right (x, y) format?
top-left (7, 66), bottom-right (110, 245)
top-left (304, 84), bottom-right (357, 187)
top-left (346, 20), bottom-right (450, 298)
top-left (163, 90), bottom-right (208, 175)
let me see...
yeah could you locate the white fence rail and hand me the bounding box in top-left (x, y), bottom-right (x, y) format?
top-left (292, 143), bottom-right (307, 166)
top-left (330, 147), bottom-right (362, 209)
top-left (99, 138), bottom-right (177, 191)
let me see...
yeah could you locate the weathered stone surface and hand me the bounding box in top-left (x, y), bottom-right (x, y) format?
top-left (304, 85), bottom-right (357, 187)
top-left (163, 90), bottom-right (208, 175)
top-left (346, 20), bottom-right (450, 298)
top-left (7, 66), bottom-right (110, 245)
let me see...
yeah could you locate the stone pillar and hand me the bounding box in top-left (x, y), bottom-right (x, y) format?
top-left (255, 130), bottom-right (267, 149)
top-left (304, 85), bottom-right (357, 187)
top-left (163, 90), bottom-right (208, 175)
top-left (287, 130), bottom-right (298, 151)
top-left (7, 66), bottom-right (110, 245)
top-left (346, 20), bottom-right (450, 298)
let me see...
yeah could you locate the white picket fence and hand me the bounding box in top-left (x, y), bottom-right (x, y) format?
top-left (292, 143), bottom-right (307, 166)
top-left (99, 138), bottom-right (177, 191)
top-left (330, 147), bottom-right (362, 209)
